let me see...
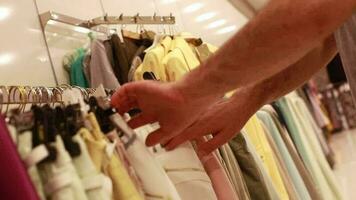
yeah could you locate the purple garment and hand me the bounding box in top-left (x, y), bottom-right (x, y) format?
top-left (0, 115), bottom-right (39, 200)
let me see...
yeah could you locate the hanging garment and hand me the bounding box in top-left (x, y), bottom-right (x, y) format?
top-left (243, 115), bottom-right (290, 200)
top-left (70, 48), bottom-right (89, 88)
top-left (106, 130), bottom-right (145, 197)
top-left (219, 144), bottom-right (251, 200)
top-left (136, 125), bottom-right (218, 200)
top-left (229, 133), bottom-right (273, 200)
top-left (109, 113), bottom-right (182, 200)
top-left (242, 131), bottom-right (281, 200)
top-left (292, 95), bottom-right (343, 199)
top-left (196, 138), bottom-right (239, 200)
top-left (257, 108), bottom-right (311, 200)
top-left (334, 13), bottom-right (356, 104)
top-left (63, 49), bottom-right (84, 73)
top-left (304, 84), bottom-right (331, 129)
top-left (301, 96), bottom-right (335, 168)
top-left (103, 40), bottom-right (116, 73)
top-left (259, 121), bottom-right (300, 200)
top-left (38, 135), bottom-right (88, 200)
top-left (123, 36), bottom-right (152, 65)
top-left (0, 115), bottom-right (40, 200)
top-left (89, 40), bottom-right (120, 90)
top-left (82, 53), bottom-right (92, 84)
top-left (72, 132), bottom-right (112, 200)
top-left (17, 130), bottom-right (47, 200)
top-left (82, 113), bottom-right (143, 200)
top-left (110, 34), bottom-right (130, 84)
top-left (338, 87), bottom-right (356, 128)
top-left (320, 88), bottom-right (343, 132)
top-left (162, 37), bottom-right (201, 82)
top-left (276, 94), bottom-right (342, 200)
top-left (128, 56), bottom-right (143, 82)
top-left (266, 105), bottom-right (323, 200)
top-left (137, 36), bottom-right (173, 81)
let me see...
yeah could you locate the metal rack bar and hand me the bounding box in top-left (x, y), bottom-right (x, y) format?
top-left (39, 11), bottom-right (176, 34)
top-left (89, 13), bottom-right (175, 27)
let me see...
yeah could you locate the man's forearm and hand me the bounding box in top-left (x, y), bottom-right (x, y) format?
top-left (176, 0), bottom-right (354, 101)
top-left (233, 35), bottom-right (338, 110)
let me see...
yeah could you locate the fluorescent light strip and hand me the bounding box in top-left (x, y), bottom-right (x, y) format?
top-left (216, 25), bottom-right (237, 34)
top-left (206, 19), bottom-right (226, 29)
top-left (195, 12), bottom-right (216, 22)
top-left (183, 3), bottom-right (204, 13)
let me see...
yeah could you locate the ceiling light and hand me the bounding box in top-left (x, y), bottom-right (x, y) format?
top-left (216, 25), bottom-right (237, 34)
top-left (183, 3), bottom-right (204, 13)
top-left (195, 12), bottom-right (216, 22)
top-left (206, 19), bottom-right (226, 29)
top-left (0, 53), bottom-right (14, 65)
top-left (0, 7), bottom-right (11, 21)
top-left (74, 27), bottom-right (90, 34)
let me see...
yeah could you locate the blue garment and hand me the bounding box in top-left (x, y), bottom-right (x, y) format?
top-left (257, 109), bottom-right (311, 200)
top-left (276, 93), bottom-right (343, 200)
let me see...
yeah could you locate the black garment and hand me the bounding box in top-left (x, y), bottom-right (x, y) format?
top-left (109, 34), bottom-right (153, 85)
top-left (103, 40), bottom-right (115, 71)
top-left (327, 54), bottom-right (347, 84)
top-left (110, 34), bottom-right (130, 84)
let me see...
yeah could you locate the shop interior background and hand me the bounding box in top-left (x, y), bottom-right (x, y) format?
top-left (0, 0), bottom-right (259, 86)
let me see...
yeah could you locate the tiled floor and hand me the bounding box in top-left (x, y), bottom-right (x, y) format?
top-left (330, 129), bottom-right (356, 200)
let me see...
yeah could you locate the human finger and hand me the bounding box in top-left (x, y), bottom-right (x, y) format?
top-left (197, 130), bottom-right (233, 158)
top-left (128, 114), bottom-right (156, 129)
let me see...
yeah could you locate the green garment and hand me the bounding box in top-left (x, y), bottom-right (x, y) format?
top-left (219, 144), bottom-right (251, 200)
top-left (257, 109), bottom-right (311, 200)
top-left (267, 105), bottom-right (323, 200)
top-left (229, 133), bottom-right (273, 200)
top-left (70, 48), bottom-right (89, 88)
top-left (276, 93), bottom-right (343, 200)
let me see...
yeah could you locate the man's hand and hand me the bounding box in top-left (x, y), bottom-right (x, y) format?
top-left (111, 80), bottom-right (220, 146)
top-left (165, 88), bottom-right (262, 157)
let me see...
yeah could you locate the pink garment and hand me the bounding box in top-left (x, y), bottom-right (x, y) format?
top-left (196, 138), bottom-right (239, 200)
top-left (0, 115), bottom-right (39, 200)
top-left (106, 130), bottom-right (144, 197)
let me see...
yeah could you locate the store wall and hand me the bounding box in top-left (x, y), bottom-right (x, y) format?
top-left (0, 0), bottom-right (248, 86)
top-left (0, 0), bottom-right (56, 86)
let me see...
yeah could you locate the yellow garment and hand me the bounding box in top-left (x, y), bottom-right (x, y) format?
top-left (133, 64), bottom-right (143, 81)
top-left (80, 113), bottom-right (143, 200)
top-left (135, 36), bottom-right (172, 81)
top-left (162, 37), bottom-right (201, 81)
top-left (243, 115), bottom-right (290, 200)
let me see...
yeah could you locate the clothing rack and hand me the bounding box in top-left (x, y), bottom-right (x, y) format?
top-left (39, 11), bottom-right (176, 34)
top-left (0, 85), bottom-right (96, 106)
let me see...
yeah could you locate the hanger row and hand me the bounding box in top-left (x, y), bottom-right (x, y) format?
top-left (40, 11), bottom-right (176, 35)
top-left (0, 85), bottom-right (97, 114)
